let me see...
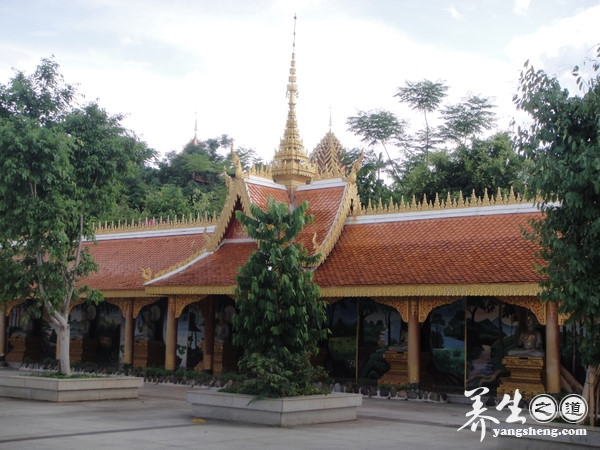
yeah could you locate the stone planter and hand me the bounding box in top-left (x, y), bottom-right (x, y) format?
top-left (0, 373), bottom-right (144, 402)
top-left (187, 388), bottom-right (362, 427)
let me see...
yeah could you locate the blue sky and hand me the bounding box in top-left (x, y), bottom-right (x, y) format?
top-left (1, 0), bottom-right (599, 161)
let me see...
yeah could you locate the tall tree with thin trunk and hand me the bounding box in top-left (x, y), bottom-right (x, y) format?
top-left (0, 58), bottom-right (148, 374)
top-left (395, 79), bottom-right (448, 153)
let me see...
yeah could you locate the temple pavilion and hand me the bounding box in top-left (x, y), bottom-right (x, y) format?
top-left (0, 26), bottom-right (568, 399)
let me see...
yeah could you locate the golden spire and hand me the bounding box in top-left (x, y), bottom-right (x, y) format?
top-left (272, 14), bottom-right (317, 192)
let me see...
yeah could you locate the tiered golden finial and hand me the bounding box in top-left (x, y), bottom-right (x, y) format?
top-left (272, 14), bottom-right (317, 192)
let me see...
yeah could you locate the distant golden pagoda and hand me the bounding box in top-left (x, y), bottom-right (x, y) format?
top-left (310, 113), bottom-right (348, 178)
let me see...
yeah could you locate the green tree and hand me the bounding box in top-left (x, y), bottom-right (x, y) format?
top-left (231, 198), bottom-right (328, 397)
top-left (514, 53), bottom-right (600, 407)
top-left (0, 58), bottom-right (147, 374)
top-left (440, 95), bottom-right (496, 146)
top-left (395, 79), bottom-right (448, 153)
top-left (346, 109), bottom-right (406, 180)
top-left (397, 132), bottom-right (528, 202)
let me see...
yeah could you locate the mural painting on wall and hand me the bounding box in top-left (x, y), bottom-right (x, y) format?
top-left (136, 304), bottom-right (162, 341)
top-left (69, 304), bottom-right (96, 339)
top-left (7, 300), bottom-right (44, 362)
top-left (8, 301), bottom-right (37, 338)
top-left (325, 298), bottom-right (402, 380)
top-left (428, 300), bottom-right (466, 390)
top-left (215, 297), bottom-right (235, 345)
top-left (426, 297), bottom-right (548, 393)
top-left (96, 302), bottom-right (121, 365)
top-left (177, 305), bottom-right (205, 369)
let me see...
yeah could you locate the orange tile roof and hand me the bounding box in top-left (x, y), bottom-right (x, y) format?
top-left (246, 180), bottom-right (289, 211)
top-left (295, 185), bottom-right (346, 251)
top-left (314, 212), bottom-right (543, 287)
top-left (147, 241), bottom-right (256, 287)
top-left (84, 233), bottom-right (208, 292)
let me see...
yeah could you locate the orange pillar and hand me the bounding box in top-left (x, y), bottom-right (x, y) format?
top-left (407, 298), bottom-right (420, 385)
top-left (203, 299), bottom-right (215, 373)
top-left (123, 300), bottom-right (134, 365)
top-left (545, 301), bottom-right (561, 393)
top-left (165, 297), bottom-right (178, 371)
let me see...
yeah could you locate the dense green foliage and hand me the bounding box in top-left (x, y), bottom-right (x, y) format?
top-left (231, 198), bottom-right (328, 397)
top-left (103, 138), bottom-right (262, 222)
top-left (345, 79), bottom-right (528, 208)
top-left (514, 53), bottom-right (600, 367)
top-left (0, 58), bottom-right (148, 374)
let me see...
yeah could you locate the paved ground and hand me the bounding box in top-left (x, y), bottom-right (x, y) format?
top-left (0, 368), bottom-right (594, 449)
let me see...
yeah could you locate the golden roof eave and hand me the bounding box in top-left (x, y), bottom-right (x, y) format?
top-left (318, 283), bottom-right (542, 298)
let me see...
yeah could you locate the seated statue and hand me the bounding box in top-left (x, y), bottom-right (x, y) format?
top-left (508, 315), bottom-right (544, 357)
top-left (214, 312), bottom-right (230, 344)
top-left (136, 309), bottom-right (156, 341)
top-left (388, 328), bottom-right (408, 352)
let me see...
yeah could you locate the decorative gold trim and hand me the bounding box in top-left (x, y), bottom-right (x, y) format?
top-left (106, 298), bottom-right (133, 317)
top-left (501, 296), bottom-right (546, 325)
top-left (418, 297), bottom-right (460, 322)
top-left (374, 297), bottom-right (410, 320)
top-left (358, 187), bottom-right (534, 216)
top-left (132, 298), bottom-right (162, 318)
top-left (311, 182), bottom-right (360, 267)
top-left (318, 283), bottom-right (541, 298)
top-left (100, 290), bottom-right (156, 298)
top-left (3, 299), bottom-right (22, 316)
top-left (309, 130), bottom-right (348, 179)
top-left (145, 285), bottom-right (236, 296)
top-left (93, 213), bottom-right (216, 235)
top-left (247, 164), bottom-right (273, 179)
top-left (204, 178), bottom-right (254, 253)
top-left (558, 312), bottom-right (569, 326)
top-left (169, 295), bottom-right (207, 318)
top-left (150, 176), bottom-right (255, 281)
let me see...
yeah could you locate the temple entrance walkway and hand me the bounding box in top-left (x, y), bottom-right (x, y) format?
top-left (0, 368), bottom-right (594, 449)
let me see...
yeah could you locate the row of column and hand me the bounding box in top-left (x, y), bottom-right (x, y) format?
top-left (403, 299), bottom-right (560, 393)
top-left (119, 297), bottom-right (215, 372)
top-left (0, 298), bottom-right (564, 392)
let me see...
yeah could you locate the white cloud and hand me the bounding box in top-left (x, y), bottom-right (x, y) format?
top-left (506, 5), bottom-right (600, 77)
top-left (447, 6), bottom-right (463, 20)
top-left (2, 1), bottom-right (599, 163)
top-left (513, 0), bottom-right (530, 16)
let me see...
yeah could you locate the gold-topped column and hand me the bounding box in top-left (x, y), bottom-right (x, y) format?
top-left (165, 297), bottom-right (178, 370)
top-left (407, 298), bottom-right (420, 385)
top-left (545, 301), bottom-right (560, 393)
top-left (202, 299), bottom-right (215, 372)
